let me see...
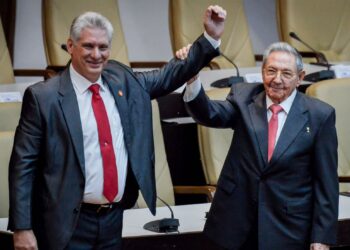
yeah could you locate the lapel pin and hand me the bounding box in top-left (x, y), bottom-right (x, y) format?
top-left (306, 127), bottom-right (310, 133)
top-left (118, 90), bottom-right (123, 97)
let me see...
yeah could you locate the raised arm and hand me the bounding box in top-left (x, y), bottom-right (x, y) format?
top-left (136, 5), bottom-right (226, 99)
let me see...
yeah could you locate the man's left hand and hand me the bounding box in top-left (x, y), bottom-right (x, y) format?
top-left (310, 243), bottom-right (329, 250)
top-left (203, 5), bottom-right (226, 40)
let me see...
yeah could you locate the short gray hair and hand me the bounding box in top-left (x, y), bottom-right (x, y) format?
top-left (262, 42), bottom-right (303, 72)
top-left (70, 12), bottom-right (114, 44)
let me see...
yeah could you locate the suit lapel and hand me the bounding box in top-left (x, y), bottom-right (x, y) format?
top-left (268, 93), bottom-right (308, 167)
top-left (102, 71), bottom-right (132, 149)
top-left (58, 69), bottom-right (85, 176)
top-left (248, 91), bottom-right (268, 168)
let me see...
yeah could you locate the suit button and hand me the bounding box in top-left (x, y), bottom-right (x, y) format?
top-left (73, 207), bottom-right (80, 213)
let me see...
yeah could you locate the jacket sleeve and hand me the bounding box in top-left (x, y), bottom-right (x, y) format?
top-left (8, 87), bottom-right (43, 230)
top-left (136, 34), bottom-right (220, 99)
top-left (311, 108), bottom-right (339, 245)
top-left (185, 85), bottom-right (239, 128)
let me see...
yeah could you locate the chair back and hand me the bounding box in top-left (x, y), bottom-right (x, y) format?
top-left (306, 79), bottom-right (350, 191)
top-left (42, 0), bottom-right (130, 66)
top-left (169, 0), bottom-right (255, 69)
top-left (0, 19), bottom-right (15, 83)
top-left (276, 0), bottom-right (350, 62)
top-left (197, 88), bottom-right (233, 185)
top-left (0, 102), bottom-right (21, 131)
top-left (0, 131), bottom-right (14, 218)
top-left (135, 100), bottom-right (175, 208)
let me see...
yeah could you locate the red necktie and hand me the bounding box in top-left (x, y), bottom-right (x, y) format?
top-left (89, 84), bottom-right (118, 202)
top-left (268, 104), bottom-right (283, 162)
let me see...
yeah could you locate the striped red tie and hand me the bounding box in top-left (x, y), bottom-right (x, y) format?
top-left (89, 84), bottom-right (118, 202)
top-left (268, 104), bottom-right (283, 162)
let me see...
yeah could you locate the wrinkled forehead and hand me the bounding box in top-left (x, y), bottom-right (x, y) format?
top-left (264, 51), bottom-right (298, 71)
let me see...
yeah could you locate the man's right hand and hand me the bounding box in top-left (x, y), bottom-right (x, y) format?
top-left (175, 44), bottom-right (199, 85)
top-left (203, 5), bottom-right (227, 40)
top-left (13, 230), bottom-right (38, 250)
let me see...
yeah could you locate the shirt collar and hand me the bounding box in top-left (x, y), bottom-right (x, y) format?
top-left (266, 89), bottom-right (297, 114)
top-left (69, 64), bottom-right (105, 94)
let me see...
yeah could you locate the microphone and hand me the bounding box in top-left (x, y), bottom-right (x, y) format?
top-left (61, 44), bottom-right (68, 52)
top-left (289, 32), bottom-right (335, 82)
top-left (143, 196), bottom-right (179, 233)
top-left (210, 53), bottom-right (245, 88)
top-left (289, 32), bottom-right (328, 66)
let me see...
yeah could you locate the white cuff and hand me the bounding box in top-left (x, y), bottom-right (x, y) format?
top-left (183, 77), bottom-right (202, 102)
top-left (204, 31), bottom-right (221, 49)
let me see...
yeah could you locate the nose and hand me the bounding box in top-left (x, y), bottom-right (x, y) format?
top-left (91, 47), bottom-right (101, 59)
top-left (273, 71), bottom-right (283, 83)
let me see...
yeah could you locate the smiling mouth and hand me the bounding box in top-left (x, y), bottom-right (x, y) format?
top-left (270, 86), bottom-right (284, 90)
top-left (87, 61), bottom-right (103, 67)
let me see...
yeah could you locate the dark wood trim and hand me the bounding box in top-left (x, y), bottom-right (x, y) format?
top-left (130, 61), bottom-right (167, 68)
top-left (298, 51), bottom-right (318, 58)
top-left (339, 176), bottom-right (350, 183)
top-left (13, 69), bottom-right (48, 77)
top-left (173, 185), bottom-right (216, 202)
top-left (254, 54), bottom-right (263, 61)
top-left (0, 0), bottom-right (16, 62)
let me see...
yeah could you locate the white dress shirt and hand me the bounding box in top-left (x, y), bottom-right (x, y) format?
top-left (184, 80), bottom-right (297, 146)
top-left (70, 64), bottom-right (128, 204)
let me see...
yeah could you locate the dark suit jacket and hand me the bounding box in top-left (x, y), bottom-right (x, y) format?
top-left (185, 83), bottom-right (338, 250)
top-left (8, 35), bottom-right (219, 250)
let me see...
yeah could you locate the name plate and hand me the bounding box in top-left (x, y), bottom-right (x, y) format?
top-left (244, 73), bottom-right (262, 83)
top-left (0, 92), bottom-right (22, 102)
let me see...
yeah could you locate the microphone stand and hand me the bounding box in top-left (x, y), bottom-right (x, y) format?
top-left (143, 196), bottom-right (179, 233)
top-left (289, 32), bottom-right (334, 82)
top-left (210, 53), bottom-right (245, 88)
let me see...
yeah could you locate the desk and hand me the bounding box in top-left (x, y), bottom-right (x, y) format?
top-left (1, 196), bottom-right (350, 249)
top-left (0, 82), bottom-right (34, 97)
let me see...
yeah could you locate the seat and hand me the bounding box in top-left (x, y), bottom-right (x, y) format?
top-left (43, 0), bottom-right (129, 66)
top-left (276, 0), bottom-right (350, 63)
top-left (0, 19), bottom-right (50, 83)
top-left (169, 0), bottom-right (256, 69)
top-left (306, 79), bottom-right (350, 191)
top-left (0, 18), bottom-right (15, 83)
top-left (135, 100), bottom-right (215, 208)
top-left (197, 88), bottom-right (232, 186)
top-left (0, 102), bottom-right (21, 131)
top-left (42, 0), bottom-right (165, 70)
top-left (0, 131), bottom-right (15, 218)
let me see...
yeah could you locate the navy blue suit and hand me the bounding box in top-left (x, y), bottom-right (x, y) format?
top-left (186, 83), bottom-right (338, 250)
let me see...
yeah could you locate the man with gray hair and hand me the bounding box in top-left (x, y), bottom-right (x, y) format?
top-left (177, 42), bottom-right (338, 250)
top-left (8, 6), bottom-right (227, 250)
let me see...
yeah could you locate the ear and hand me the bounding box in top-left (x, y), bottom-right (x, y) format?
top-left (297, 70), bottom-right (306, 86)
top-left (66, 38), bottom-right (74, 54)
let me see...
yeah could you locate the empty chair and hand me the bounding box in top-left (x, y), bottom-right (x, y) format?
top-left (0, 102), bottom-right (22, 131)
top-left (276, 0), bottom-right (350, 63)
top-left (197, 88), bottom-right (232, 186)
top-left (306, 78), bottom-right (350, 191)
top-left (42, 0), bottom-right (130, 67)
top-left (136, 100), bottom-right (215, 208)
top-left (0, 18), bottom-right (15, 83)
top-left (0, 131), bottom-right (15, 218)
top-left (169, 0), bottom-right (256, 69)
